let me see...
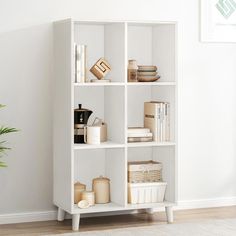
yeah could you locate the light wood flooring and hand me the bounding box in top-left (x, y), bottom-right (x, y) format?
top-left (0, 206), bottom-right (236, 235)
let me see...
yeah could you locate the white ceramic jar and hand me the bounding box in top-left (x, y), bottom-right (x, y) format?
top-left (81, 191), bottom-right (95, 206)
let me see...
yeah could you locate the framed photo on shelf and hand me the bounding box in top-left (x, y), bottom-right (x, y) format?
top-left (201, 0), bottom-right (236, 42)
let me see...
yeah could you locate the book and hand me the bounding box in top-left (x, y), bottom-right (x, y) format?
top-left (144, 101), bottom-right (170, 142)
top-left (127, 127), bottom-right (150, 134)
top-left (128, 137), bottom-right (153, 143)
top-left (128, 132), bottom-right (153, 138)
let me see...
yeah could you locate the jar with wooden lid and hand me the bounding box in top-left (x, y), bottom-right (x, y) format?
top-left (81, 191), bottom-right (95, 206)
top-left (92, 176), bottom-right (110, 204)
top-left (128, 60), bottom-right (138, 82)
top-left (74, 182), bottom-right (86, 204)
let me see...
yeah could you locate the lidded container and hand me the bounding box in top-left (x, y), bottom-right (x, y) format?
top-left (74, 182), bottom-right (86, 204)
top-left (92, 176), bottom-right (110, 204)
top-left (81, 191), bottom-right (95, 206)
top-left (128, 60), bottom-right (138, 82)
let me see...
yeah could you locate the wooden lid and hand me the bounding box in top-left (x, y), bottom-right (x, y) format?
top-left (93, 175), bottom-right (110, 183)
top-left (74, 181), bottom-right (86, 189)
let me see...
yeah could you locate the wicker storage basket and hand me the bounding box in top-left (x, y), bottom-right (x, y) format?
top-left (128, 160), bottom-right (162, 183)
top-left (128, 182), bottom-right (167, 204)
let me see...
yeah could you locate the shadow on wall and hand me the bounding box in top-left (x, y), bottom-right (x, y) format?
top-left (0, 23), bottom-right (55, 213)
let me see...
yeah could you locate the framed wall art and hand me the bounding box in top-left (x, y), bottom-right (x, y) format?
top-left (201, 0), bottom-right (236, 42)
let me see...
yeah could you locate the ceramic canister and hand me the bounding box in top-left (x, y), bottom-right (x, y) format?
top-left (84, 126), bottom-right (101, 144)
top-left (74, 182), bottom-right (86, 204)
top-left (92, 176), bottom-right (110, 204)
top-left (81, 191), bottom-right (95, 206)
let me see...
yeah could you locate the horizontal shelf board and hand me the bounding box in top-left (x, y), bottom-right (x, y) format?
top-left (127, 82), bottom-right (176, 86)
top-left (73, 202), bottom-right (123, 214)
top-left (126, 201), bottom-right (176, 210)
top-left (74, 141), bottom-right (125, 150)
top-left (73, 201), bottom-right (175, 214)
top-left (74, 82), bottom-right (125, 87)
top-left (127, 141), bottom-right (176, 148)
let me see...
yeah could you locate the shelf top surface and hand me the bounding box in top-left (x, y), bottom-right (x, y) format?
top-left (74, 82), bottom-right (176, 87)
top-left (74, 141), bottom-right (125, 150)
top-left (73, 201), bottom-right (176, 214)
top-left (127, 142), bottom-right (176, 148)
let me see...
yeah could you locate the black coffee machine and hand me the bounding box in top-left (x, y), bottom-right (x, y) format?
top-left (74, 104), bottom-right (93, 143)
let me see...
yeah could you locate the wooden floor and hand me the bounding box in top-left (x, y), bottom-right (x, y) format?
top-left (0, 206), bottom-right (236, 236)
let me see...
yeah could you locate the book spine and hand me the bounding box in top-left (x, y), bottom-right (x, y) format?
top-left (156, 104), bottom-right (161, 142)
top-left (162, 103), bottom-right (166, 141)
top-left (165, 103), bottom-right (170, 141)
top-left (74, 44), bottom-right (77, 83)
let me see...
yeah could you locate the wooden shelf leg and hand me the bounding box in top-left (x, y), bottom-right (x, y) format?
top-left (57, 208), bottom-right (66, 221)
top-left (72, 214), bottom-right (80, 231)
top-left (165, 206), bottom-right (174, 223)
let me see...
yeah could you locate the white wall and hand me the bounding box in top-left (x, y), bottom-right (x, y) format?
top-left (0, 0), bottom-right (236, 216)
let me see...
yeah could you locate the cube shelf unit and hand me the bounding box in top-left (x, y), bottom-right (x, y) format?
top-left (53, 19), bottom-right (178, 231)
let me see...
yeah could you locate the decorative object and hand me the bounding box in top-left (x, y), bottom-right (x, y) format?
top-left (74, 104), bottom-right (93, 144)
top-left (128, 160), bottom-right (162, 183)
top-left (127, 60), bottom-right (138, 82)
top-left (201, 0), bottom-right (236, 42)
top-left (137, 65), bottom-right (160, 82)
top-left (144, 101), bottom-right (170, 142)
top-left (78, 200), bottom-right (90, 209)
top-left (128, 182), bottom-right (167, 204)
top-left (74, 181), bottom-right (86, 204)
top-left (90, 58), bottom-right (111, 80)
top-left (81, 191), bottom-right (95, 206)
top-left (84, 126), bottom-right (101, 144)
top-left (0, 104), bottom-right (18, 167)
top-left (92, 176), bottom-right (110, 204)
top-left (92, 117), bottom-right (107, 142)
top-left (75, 45), bottom-right (87, 83)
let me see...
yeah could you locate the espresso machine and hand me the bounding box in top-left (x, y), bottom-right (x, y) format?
top-left (74, 104), bottom-right (93, 143)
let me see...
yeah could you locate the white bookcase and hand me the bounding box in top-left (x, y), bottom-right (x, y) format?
top-left (53, 19), bottom-right (178, 231)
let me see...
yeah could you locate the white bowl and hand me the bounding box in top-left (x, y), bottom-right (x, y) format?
top-left (78, 200), bottom-right (90, 209)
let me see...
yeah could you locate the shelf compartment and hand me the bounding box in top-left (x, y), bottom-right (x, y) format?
top-left (128, 146), bottom-right (176, 203)
top-left (74, 86), bottom-right (125, 144)
top-left (127, 141), bottom-right (176, 148)
top-left (127, 23), bottom-right (176, 83)
top-left (74, 141), bottom-right (125, 150)
top-left (74, 148), bottom-right (126, 206)
top-left (74, 22), bottom-right (125, 83)
top-left (127, 85), bottom-right (176, 143)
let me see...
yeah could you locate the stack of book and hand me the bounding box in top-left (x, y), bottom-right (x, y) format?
top-left (127, 127), bottom-right (153, 143)
top-left (144, 101), bottom-right (170, 142)
top-left (137, 65), bottom-right (160, 82)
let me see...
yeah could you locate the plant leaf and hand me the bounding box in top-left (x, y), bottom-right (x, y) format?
top-left (0, 126), bottom-right (18, 135)
top-left (0, 161), bottom-right (7, 167)
top-left (0, 104), bottom-right (5, 109)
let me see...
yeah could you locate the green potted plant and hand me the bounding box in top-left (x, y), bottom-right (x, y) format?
top-left (0, 104), bottom-right (18, 167)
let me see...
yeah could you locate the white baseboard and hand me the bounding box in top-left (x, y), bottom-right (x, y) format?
top-left (0, 210), bottom-right (57, 225)
top-left (176, 197), bottom-right (236, 210)
top-left (1, 197), bottom-right (236, 225)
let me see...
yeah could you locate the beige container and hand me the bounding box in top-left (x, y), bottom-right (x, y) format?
top-left (74, 182), bottom-right (86, 204)
top-left (128, 60), bottom-right (138, 82)
top-left (81, 191), bottom-right (95, 206)
top-left (92, 176), bottom-right (110, 204)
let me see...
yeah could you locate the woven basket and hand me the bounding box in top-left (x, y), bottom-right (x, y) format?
top-left (128, 160), bottom-right (162, 183)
